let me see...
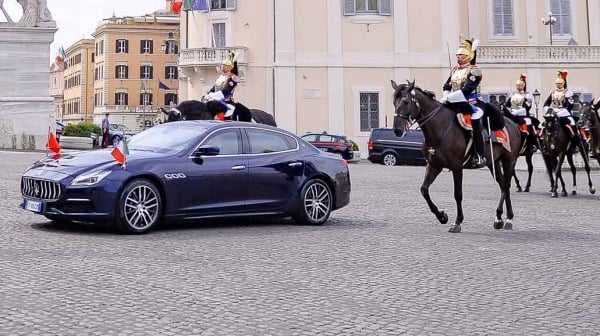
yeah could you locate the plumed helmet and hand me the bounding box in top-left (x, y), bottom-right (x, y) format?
top-left (555, 70), bottom-right (568, 88)
top-left (515, 74), bottom-right (527, 90)
top-left (456, 38), bottom-right (480, 65)
top-left (221, 51), bottom-right (236, 67)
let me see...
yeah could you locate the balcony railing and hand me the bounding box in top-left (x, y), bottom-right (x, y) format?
top-left (179, 47), bottom-right (248, 67)
top-left (478, 45), bottom-right (600, 64)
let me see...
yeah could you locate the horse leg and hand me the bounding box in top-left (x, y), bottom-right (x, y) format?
top-left (449, 169), bottom-right (464, 233)
top-left (566, 152), bottom-right (577, 196)
top-left (513, 169), bottom-right (522, 192)
top-left (419, 165), bottom-right (449, 226)
top-left (553, 153), bottom-right (567, 198)
top-left (524, 152), bottom-right (534, 192)
top-left (490, 160), bottom-right (505, 229)
top-left (542, 152), bottom-right (556, 193)
top-left (502, 158), bottom-right (515, 230)
top-left (577, 139), bottom-right (597, 194)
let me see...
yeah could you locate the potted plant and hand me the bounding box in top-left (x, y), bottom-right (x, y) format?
top-left (349, 139), bottom-right (361, 163)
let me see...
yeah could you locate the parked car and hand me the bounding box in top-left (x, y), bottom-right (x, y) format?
top-left (55, 121), bottom-right (65, 140)
top-left (301, 132), bottom-right (354, 161)
top-left (109, 123), bottom-right (137, 146)
top-left (368, 128), bottom-right (426, 166)
top-left (20, 121), bottom-right (351, 234)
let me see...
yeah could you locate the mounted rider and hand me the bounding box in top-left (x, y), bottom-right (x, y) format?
top-left (440, 38), bottom-right (489, 168)
top-left (542, 71), bottom-right (580, 142)
top-left (206, 51), bottom-right (240, 121)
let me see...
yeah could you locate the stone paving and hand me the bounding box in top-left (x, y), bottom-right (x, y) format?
top-left (1, 150), bottom-right (600, 335)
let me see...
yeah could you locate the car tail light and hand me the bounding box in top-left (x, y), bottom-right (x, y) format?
top-left (342, 159), bottom-right (348, 167)
top-left (368, 140), bottom-right (373, 150)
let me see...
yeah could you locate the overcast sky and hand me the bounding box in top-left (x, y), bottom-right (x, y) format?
top-left (2, 0), bottom-right (167, 62)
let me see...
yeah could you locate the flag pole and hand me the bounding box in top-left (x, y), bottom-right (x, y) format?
top-left (46, 126), bottom-right (51, 157)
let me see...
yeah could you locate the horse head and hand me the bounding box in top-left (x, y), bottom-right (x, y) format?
top-left (391, 79), bottom-right (438, 137)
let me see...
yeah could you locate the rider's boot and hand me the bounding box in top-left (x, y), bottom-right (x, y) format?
top-left (471, 118), bottom-right (487, 168)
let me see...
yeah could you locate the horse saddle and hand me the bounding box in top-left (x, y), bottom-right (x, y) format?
top-left (483, 127), bottom-right (511, 153)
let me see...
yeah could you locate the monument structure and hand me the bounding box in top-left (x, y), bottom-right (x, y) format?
top-left (0, 0), bottom-right (57, 149)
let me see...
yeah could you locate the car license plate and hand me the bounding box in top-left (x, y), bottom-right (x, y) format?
top-left (23, 199), bottom-right (42, 213)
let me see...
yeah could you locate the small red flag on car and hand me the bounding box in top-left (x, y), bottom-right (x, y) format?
top-left (46, 130), bottom-right (61, 154)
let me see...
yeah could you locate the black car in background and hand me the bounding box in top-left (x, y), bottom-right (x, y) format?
top-left (367, 128), bottom-right (426, 166)
top-left (301, 132), bottom-right (354, 161)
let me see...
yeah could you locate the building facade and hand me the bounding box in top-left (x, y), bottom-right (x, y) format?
top-left (61, 39), bottom-right (95, 124)
top-left (49, 61), bottom-right (64, 122)
top-left (178, 0), bottom-right (600, 155)
top-left (90, 9), bottom-right (180, 130)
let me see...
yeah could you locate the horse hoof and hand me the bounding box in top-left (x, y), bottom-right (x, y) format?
top-left (524, 187), bottom-right (530, 192)
top-left (516, 187), bottom-right (522, 192)
top-left (551, 192), bottom-right (558, 198)
top-left (493, 219), bottom-right (504, 230)
top-left (591, 187), bottom-right (596, 194)
top-left (438, 211), bottom-right (448, 225)
top-left (448, 224), bottom-right (461, 233)
top-left (572, 190), bottom-right (577, 196)
top-left (561, 191), bottom-right (568, 197)
top-left (503, 220), bottom-right (513, 230)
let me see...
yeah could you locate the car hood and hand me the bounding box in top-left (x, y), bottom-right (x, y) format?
top-left (26, 149), bottom-right (166, 177)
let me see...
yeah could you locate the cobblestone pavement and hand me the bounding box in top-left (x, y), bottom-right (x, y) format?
top-left (1, 151), bottom-right (600, 336)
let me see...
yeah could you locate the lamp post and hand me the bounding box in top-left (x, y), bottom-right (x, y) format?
top-left (533, 89), bottom-right (541, 120)
top-left (541, 12), bottom-right (557, 46)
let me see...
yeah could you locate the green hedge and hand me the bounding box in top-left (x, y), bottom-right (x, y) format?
top-left (63, 123), bottom-right (101, 137)
top-left (349, 139), bottom-right (359, 151)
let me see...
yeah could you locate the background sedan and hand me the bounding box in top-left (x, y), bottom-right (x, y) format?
top-left (20, 121), bottom-right (351, 234)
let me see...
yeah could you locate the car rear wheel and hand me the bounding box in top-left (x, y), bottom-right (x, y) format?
top-left (292, 179), bottom-right (332, 225)
top-left (382, 153), bottom-right (398, 166)
top-left (115, 179), bottom-right (162, 234)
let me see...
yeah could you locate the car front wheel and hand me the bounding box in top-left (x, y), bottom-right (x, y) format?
top-left (292, 179), bottom-right (332, 225)
top-left (115, 179), bottom-right (162, 234)
top-left (382, 153), bottom-right (398, 166)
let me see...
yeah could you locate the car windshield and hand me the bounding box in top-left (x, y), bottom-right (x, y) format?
top-left (127, 124), bottom-right (208, 153)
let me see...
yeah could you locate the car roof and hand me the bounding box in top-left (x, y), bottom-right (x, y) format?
top-left (162, 120), bottom-right (297, 138)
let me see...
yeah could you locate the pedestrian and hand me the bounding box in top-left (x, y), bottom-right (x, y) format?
top-left (101, 113), bottom-right (110, 148)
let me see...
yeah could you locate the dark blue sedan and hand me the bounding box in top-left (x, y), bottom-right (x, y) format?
top-left (20, 121), bottom-right (351, 234)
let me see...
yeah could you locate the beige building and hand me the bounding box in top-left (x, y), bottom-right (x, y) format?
top-left (91, 8), bottom-right (180, 130)
top-left (49, 61), bottom-right (64, 121)
top-left (62, 39), bottom-right (94, 124)
top-left (178, 0), bottom-right (600, 156)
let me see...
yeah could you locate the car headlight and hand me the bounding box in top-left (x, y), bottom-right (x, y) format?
top-left (71, 170), bottom-right (112, 186)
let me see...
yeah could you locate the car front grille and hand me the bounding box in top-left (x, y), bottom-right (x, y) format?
top-left (21, 177), bottom-right (61, 201)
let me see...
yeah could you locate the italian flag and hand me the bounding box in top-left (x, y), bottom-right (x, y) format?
top-left (111, 138), bottom-right (129, 167)
top-left (171, 0), bottom-right (183, 14)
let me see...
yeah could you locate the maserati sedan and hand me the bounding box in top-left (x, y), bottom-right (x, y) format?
top-left (21, 121), bottom-right (351, 234)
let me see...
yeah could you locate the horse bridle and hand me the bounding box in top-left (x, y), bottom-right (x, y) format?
top-left (394, 92), bottom-right (442, 128)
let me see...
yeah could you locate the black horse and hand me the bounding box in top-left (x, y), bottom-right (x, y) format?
top-left (392, 80), bottom-right (521, 233)
top-left (161, 100), bottom-right (277, 127)
top-left (579, 100), bottom-right (600, 166)
top-left (540, 110), bottom-right (595, 198)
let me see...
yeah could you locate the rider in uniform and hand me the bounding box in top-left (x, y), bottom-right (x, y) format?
top-left (506, 74), bottom-right (535, 134)
top-left (206, 51), bottom-right (240, 120)
top-left (543, 71), bottom-right (579, 142)
top-left (440, 38), bottom-right (487, 168)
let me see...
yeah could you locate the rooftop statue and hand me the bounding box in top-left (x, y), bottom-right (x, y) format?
top-left (0, 0), bottom-right (55, 27)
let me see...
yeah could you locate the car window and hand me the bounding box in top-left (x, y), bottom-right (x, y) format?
top-left (319, 135), bottom-right (335, 142)
top-left (301, 134), bottom-right (318, 142)
top-left (203, 129), bottom-right (241, 155)
top-left (128, 124), bottom-right (208, 153)
top-left (247, 128), bottom-right (295, 154)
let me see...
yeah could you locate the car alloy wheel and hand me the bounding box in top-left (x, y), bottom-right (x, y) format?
top-left (292, 179), bottom-right (332, 225)
top-left (116, 179), bottom-right (162, 234)
top-left (382, 153), bottom-right (398, 166)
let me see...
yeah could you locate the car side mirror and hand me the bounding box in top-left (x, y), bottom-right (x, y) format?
top-left (194, 145), bottom-right (220, 157)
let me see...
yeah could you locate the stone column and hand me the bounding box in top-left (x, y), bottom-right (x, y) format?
top-left (0, 25), bottom-right (57, 150)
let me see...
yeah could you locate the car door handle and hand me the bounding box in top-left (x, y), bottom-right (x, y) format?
top-left (231, 165), bottom-right (246, 171)
top-left (288, 162), bottom-right (303, 167)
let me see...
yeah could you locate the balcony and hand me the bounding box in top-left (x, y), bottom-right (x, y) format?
top-left (179, 47), bottom-right (248, 67)
top-left (478, 45), bottom-right (600, 64)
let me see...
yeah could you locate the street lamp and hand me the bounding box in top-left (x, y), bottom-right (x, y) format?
top-left (532, 89), bottom-right (541, 120)
top-left (541, 12), bottom-right (557, 46)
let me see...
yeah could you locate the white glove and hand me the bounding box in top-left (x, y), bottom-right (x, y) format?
top-left (206, 91), bottom-right (225, 101)
top-left (439, 91), bottom-right (450, 104)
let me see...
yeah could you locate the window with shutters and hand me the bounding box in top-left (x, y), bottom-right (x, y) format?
top-left (360, 93), bottom-right (379, 132)
top-left (210, 0), bottom-right (235, 10)
top-left (141, 65), bottom-right (153, 80)
top-left (165, 40), bottom-right (178, 54)
top-left (116, 39), bottom-right (128, 53)
top-left (164, 93), bottom-right (178, 106)
top-left (116, 93), bottom-right (128, 106)
top-left (140, 93), bottom-right (153, 106)
top-left (165, 66), bottom-right (178, 80)
top-left (141, 40), bottom-right (153, 54)
top-left (212, 23), bottom-right (226, 47)
top-left (116, 65), bottom-right (128, 79)
top-left (550, 0), bottom-right (571, 35)
top-left (492, 0), bottom-right (513, 36)
top-left (343, 0), bottom-right (392, 16)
